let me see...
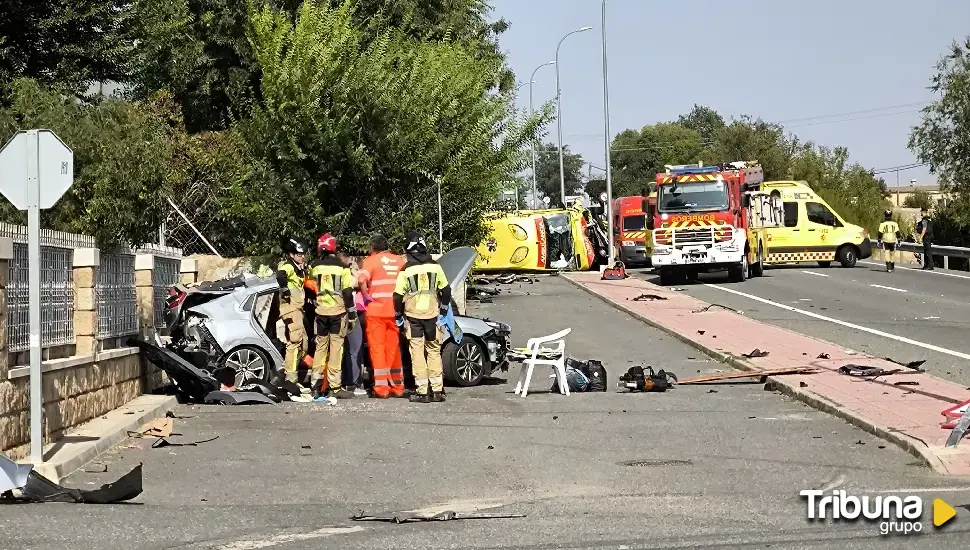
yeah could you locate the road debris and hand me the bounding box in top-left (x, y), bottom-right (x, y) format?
top-left (135, 418), bottom-right (174, 438)
top-left (152, 435), bottom-right (219, 448)
top-left (618, 366), bottom-right (677, 392)
top-left (692, 303), bottom-right (743, 315)
top-left (678, 367), bottom-right (820, 385)
top-left (893, 381), bottom-right (920, 387)
top-left (883, 358), bottom-right (927, 372)
top-left (838, 365), bottom-right (903, 379)
top-left (817, 353), bottom-right (830, 359)
top-left (741, 349), bottom-right (770, 359)
top-left (1, 454), bottom-right (143, 504)
top-left (632, 293), bottom-right (667, 301)
top-left (351, 510), bottom-right (526, 523)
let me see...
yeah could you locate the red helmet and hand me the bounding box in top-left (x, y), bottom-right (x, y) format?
top-left (317, 233), bottom-right (337, 254)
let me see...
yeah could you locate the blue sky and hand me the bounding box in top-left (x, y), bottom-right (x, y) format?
top-left (491, 0), bottom-right (970, 189)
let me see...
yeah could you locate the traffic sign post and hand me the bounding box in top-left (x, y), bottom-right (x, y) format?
top-left (0, 129), bottom-right (74, 463)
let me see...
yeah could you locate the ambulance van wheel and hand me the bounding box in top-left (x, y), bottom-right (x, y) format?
top-left (837, 245), bottom-right (858, 268)
top-left (817, 261), bottom-right (831, 268)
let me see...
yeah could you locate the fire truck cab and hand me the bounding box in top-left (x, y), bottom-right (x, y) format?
top-left (612, 195), bottom-right (652, 266)
top-left (650, 161), bottom-right (782, 286)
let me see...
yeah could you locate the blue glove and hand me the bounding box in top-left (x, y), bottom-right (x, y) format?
top-left (395, 315), bottom-right (405, 328)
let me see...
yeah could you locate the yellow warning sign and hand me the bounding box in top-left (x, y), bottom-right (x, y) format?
top-left (934, 498), bottom-right (957, 527)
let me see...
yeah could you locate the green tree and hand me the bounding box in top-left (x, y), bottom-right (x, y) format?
top-left (0, 0), bottom-right (135, 95)
top-left (610, 123), bottom-right (705, 196)
top-left (128, 0), bottom-right (514, 132)
top-left (676, 104), bottom-right (725, 144)
top-left (902, 189), bottom-right (935, 210)
top-left (909, 36), bottom-right (970, 198)
top-left (532, 142), bottom-right (585, 206)
top-left (230, 0), bottom-right (546, 254)
top-left (0, 79), bottom-right (181, 248)
top-left (711, 116), bottom-right (795, 180)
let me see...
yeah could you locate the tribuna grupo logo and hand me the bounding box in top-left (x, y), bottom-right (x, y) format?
top-left (801, 490), bottom-right (924, 535)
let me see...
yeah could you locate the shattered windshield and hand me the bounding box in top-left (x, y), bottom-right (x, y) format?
top-left (658, 181), bottom-right (728, 213)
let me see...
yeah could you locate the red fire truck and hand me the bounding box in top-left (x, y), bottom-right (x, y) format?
top-left (611, 195), bottom-right (650, 266)
top-left (648, 161), bottom-right (781, 286)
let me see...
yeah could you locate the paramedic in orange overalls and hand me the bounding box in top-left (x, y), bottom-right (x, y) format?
top-left (358, 234), bottom-right (406, 398)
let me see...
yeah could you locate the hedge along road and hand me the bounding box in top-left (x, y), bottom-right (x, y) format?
top-left (641, 261), bottom-right (970, 386)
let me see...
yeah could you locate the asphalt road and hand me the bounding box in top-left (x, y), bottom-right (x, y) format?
top-left (3, 277), bottom-right (970, 549)
top-left (633, 259), bottom-right (970, 387)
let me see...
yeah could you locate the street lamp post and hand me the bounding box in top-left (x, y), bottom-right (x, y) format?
top-left (514, 80), bottom-right (534, 209)
top-left (529, 61), bottom-right (555, 209)
top-left (555, 26), bottom-right (592, 208)
top-left (601, 0), bottom-right (615, 266)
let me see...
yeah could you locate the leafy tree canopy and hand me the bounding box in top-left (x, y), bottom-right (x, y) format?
top-left (909, 36), bottom-right (970, 198)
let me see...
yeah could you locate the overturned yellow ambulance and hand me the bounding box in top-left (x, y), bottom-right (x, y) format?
top-left (474, 202), bottom-right (608, 272)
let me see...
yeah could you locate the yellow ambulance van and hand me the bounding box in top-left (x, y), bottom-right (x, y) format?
top-left (761, 180), bottom-right (872, 268)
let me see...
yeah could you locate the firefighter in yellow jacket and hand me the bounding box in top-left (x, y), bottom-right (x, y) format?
top-left (276, 237), bottom-right (309, 384)
top-left (309, 233), bottom-right (357, 400)
top-left (393, 231), bottom-right (452, 403)
top-left (878, 210), bottom-right (901, 273)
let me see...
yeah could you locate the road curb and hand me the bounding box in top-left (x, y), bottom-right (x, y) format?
top-left (29, 394), bottom-right (178, 483)
top-left (562, 274), bottom-right (950, 475)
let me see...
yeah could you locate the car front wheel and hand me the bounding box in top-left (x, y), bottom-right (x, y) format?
top-left (442, 339), bottom-right (487, 387)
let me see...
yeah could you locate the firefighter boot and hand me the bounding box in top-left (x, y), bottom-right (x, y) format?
top-left (408, 393), bottom-right (431, 403)
top-left (431, 391), bottom-right (446, 403)
top-left (886, 261), bottom-right (892, 272)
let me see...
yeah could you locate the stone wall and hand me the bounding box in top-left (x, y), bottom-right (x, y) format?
top-left (0, 350), bottom-right (161, 460)
top-left (0, 239), bottom-right (190, 460)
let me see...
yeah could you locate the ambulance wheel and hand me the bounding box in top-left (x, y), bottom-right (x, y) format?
top-left (817, 261), bottom-right (832, 268)
top-left (659, 269), bottom-right (681, 286)
top-left (837, 245), bottom-right (858, 268)
top-left (750, 245), bottom-right (764, 278)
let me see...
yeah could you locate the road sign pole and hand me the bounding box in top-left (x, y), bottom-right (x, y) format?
top-left (0, 128), bottom-right (74, 464)
top-left (25, 130), bottom-right (43, 463)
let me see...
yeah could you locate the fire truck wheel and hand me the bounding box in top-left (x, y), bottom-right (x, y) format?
top-left (659, 269), bottom-right (682, 286)
top-left (729, 255), bottom-right (748, 283)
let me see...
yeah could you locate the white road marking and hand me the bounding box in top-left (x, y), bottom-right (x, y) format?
top-left (801, 270), bottom-right (829, 277)
top-left (214, 527), bottom-right (364, 550)
top-left (860, 260), bottom-right (970, 280)
top-left (870, 284), bottom-right (908, 293)
top-left (704, 284), bottom-right (970, 361)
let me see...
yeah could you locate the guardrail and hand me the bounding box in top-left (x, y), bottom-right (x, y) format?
top-left (869, 239), bottom-right (970, 270)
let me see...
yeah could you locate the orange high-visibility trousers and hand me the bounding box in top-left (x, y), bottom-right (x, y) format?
top-left (366, 315), bottom-right (404, 397)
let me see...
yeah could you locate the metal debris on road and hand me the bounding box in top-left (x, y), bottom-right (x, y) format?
top-left (817, 353), bottom-right (830, 359)
top-left (151, 435), bottom-right (219, 449)
top-left (883, 358), bottom-right (927, 372)
top-left (351, 510), bottom-right (526, 523)
top-left (692, 303), bottom-right (743, 315)
top-left (741, 349), bottom-right (770, 359)
top-left (0, 457), bottom-right (143, 504)
top-left (838, 365), bottom-right (903, 379)
top-left (632, 293), bottom-right (667, 301)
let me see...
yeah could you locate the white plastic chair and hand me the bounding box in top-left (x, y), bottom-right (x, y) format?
top-left (514, 328), bottom-right (572, 397)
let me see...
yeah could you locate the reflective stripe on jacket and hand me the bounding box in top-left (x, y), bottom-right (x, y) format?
top-left (360, 251), bottom-right (404, 318)
top-left (394, 262), bottom-right (448, 320)
top-left (277, 260), bottom-right (307, 315)
top-left (309, 260), bottom-right (354, 316)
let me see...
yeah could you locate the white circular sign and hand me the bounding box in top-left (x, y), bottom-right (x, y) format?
top-left (599, 192), bottom-right (608, 202)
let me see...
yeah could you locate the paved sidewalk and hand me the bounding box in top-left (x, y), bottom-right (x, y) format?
top-left (565, 272), bottom-right (970, 476)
